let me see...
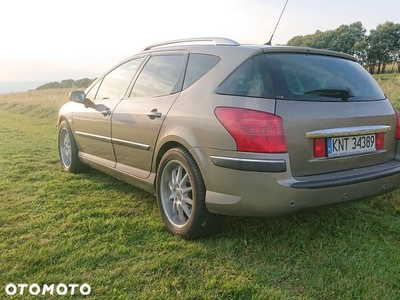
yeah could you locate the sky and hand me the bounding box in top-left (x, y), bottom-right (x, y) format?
top-left (1, 0), bottom-right (399, 83)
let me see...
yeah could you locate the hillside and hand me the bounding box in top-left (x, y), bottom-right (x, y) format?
top-left (0, 78), bottom-right (95, 95)
top-left (35, 78), bottom-right (95, 90)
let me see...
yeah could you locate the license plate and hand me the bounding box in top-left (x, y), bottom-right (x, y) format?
top-left (327, 134), bottom-right (376, 157)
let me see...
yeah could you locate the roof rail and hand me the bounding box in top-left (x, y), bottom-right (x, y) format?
top-left (142, 37), bottom-right (240, 51)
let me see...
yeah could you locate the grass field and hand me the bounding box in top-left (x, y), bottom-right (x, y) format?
top-left (1, 74), bottom-right (400, 299)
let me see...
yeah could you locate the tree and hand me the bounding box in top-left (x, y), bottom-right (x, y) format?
top-left (287, 30), bottom-right (328, 49)
top-left (287, 21), bottom-right (400, 74)
top-left (61, 79), bottom-right (75, 88)
top-left (287, 22), bottom-right (367, 56)
top-left (390, 23), bottom-right (400, 72)
top-left (331, 22), bottom-right (366, 56)
top-left (75, 78), bottom-right (95, 88)
top-left (367, 22), bottom-right (400, 73)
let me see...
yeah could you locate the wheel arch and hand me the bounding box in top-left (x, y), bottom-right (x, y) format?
top-left (153, 136), bottom-right (203, 188)
top-left (57, 115), bottom-right (83, 152)
top-left (57, 115), bottom-right (68, 127)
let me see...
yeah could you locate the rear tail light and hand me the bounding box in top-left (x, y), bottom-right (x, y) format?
top-left (395, 109), bottom-right (400, 140)
top-left (214, 107), bottom-right (287, 153)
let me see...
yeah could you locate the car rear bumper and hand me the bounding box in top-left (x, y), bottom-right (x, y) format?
top-left (191, 148), bottom-right (400, 217)
top-left (291, 160), bottom-right (400, 189)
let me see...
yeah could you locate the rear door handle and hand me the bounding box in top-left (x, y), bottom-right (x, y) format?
top-left (146, 109), bottom-right (162, 120)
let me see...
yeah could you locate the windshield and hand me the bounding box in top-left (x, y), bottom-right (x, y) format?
top-left (265, 53), bottom-right (386, 102)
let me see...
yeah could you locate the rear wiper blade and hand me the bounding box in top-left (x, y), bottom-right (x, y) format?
top-left (304, 88), bottom-right (354, 101)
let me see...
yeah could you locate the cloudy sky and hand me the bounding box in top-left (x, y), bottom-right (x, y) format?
top-left (1, 0), bottom-right (399, 82)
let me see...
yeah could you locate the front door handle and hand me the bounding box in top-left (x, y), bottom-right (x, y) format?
top-left (146, 109), bottom-right (162, 120)
top-left (101, 108), bottom-right (111, 117)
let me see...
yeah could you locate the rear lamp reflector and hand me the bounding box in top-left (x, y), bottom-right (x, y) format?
top-left (214, 107), bottom-right (287, 153)
top-left (314, 138), bottom-right (326, 157)
top-left (376, 132), bottom-right (384, 150)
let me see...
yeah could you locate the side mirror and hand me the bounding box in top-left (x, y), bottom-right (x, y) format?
top-left (69, 91), bottom-right (94, 108)
top-left (69, 91), bottom-right (86, 102)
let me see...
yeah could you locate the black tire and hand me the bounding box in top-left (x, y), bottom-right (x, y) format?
top-left (156, 147), bottom-right (222, 239)
top-left (58, 120), bottom-right (87, 173)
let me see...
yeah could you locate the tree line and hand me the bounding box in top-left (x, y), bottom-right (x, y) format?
top-left (35, 78), bottom-right (95, 90)
top-left (287, 21), bottom-right (400, 74)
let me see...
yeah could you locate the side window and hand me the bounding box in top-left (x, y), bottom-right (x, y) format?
top-left (130, 55), bottom-right (185, 98)
top-left (85, 79), bottom-right (101, 101)
top-left (183, 54), bottom-right (220, 89)
top-left (217, 54), bottom-right (275, 98)
top-left (95, 57), bottom-right (145, 100)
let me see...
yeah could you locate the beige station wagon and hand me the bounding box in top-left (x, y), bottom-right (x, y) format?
top-left (58, 37), bottom-right (400, 239)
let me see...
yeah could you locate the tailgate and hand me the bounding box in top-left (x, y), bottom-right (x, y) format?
top-left (276, 99), bottom-right (397, 177)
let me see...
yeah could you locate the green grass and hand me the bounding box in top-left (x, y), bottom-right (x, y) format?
top-left (373, 72), bottom-right (400, 108)
top-left (1, 77), bottom-right (400, 299)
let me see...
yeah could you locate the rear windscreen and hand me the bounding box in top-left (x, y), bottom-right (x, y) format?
top-left (265, 53), bottom-right (386, 102)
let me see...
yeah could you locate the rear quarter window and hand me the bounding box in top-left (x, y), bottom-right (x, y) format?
top-left (183, 54), bottom-right (220, 89)
top-left (217, 54), bottom-right (275, 99)
top-left (265, 53), bottom-right (386, 102)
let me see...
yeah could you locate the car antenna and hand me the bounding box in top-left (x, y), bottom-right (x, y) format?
top-left (265, 0), bottom-right (289, 45)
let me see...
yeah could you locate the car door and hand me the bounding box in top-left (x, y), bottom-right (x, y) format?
top-left (71, 57), bottom-right (146, 168)
top-left (111, 52), bottom-right (188, 178)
